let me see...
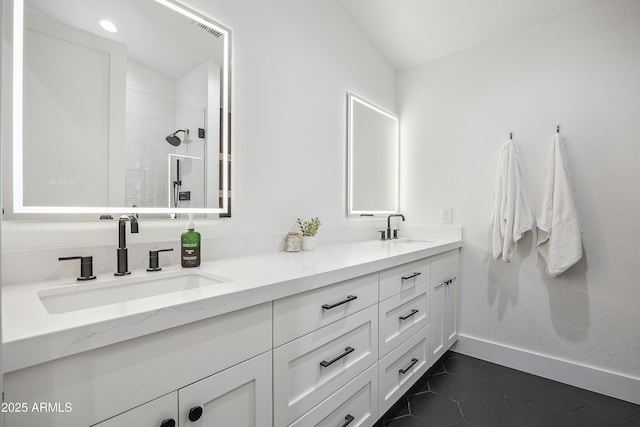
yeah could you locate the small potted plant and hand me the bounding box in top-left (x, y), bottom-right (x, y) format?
top-left (296, 217), bottom-right (321, 251)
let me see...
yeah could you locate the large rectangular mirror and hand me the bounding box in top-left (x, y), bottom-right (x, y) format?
top-left (4, 0), bottom-right (231, 217)
top-left (347, 92), bottom-right (399, 215)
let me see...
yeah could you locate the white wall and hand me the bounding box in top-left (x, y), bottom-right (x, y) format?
top-left (198, 0), bottom-right (398, 229)
top-left (400, 0), bottom-right (640, 399)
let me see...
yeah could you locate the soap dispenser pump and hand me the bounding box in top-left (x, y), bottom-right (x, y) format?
top-left (181, 214), bottom-right (201, 267)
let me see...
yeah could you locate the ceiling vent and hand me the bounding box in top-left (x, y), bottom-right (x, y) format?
top-left (195, 22), bottom-right (223, 38)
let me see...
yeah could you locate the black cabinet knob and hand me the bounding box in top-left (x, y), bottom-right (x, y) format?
top-left (188, 406), bottom-right (203, 422)
top-left (160, 418), bottom-right (176, 427)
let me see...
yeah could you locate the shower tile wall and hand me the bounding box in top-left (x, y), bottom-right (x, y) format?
top-left (125, 59), bottom-right (176, 208)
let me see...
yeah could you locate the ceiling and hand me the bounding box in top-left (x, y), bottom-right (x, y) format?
top-left (339, 0), bottom-right (611, 69)
top-left (26, 0), bottom-right (224, 80)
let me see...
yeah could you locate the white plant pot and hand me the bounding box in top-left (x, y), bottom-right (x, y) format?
top-left (301, 235), bottom-right (317, 251)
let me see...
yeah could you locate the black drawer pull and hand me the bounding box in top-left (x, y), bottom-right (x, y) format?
top-left (341, 414), bottom-right (355, 427)
top-left (401, 272), bottom-right (421, 280)
top-left (322, 295), bottom-right (357, 310)
top-left (399, 358), bottom-right (419, 374)
top-left (320, 347), bottom-right (355, 367)
top-left (399, 309), bottom-right (419, 321)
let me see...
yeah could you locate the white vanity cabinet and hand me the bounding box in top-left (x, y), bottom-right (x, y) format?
top-left (3, 243), bottom-right (461, 427)
top-left (430, 249), bottom-right (460, 363)
top-left (3, 302), bottom-right (272, 427)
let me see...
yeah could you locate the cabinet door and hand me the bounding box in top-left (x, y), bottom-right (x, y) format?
top-left (178, 351), bottom-right (272, 427)
top-left (93, 392), bottom-right (177, 427)
top-left (444, 276), bottom-right (458, 349)
top-left (430, 277), bottom-right (446, 362)
top-left (430, 275), bottom-right (458, 363)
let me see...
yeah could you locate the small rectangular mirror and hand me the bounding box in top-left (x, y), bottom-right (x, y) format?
top-left (347, 92), bottom-right (399, 215)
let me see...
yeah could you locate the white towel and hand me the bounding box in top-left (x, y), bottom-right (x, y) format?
top-left (536, 134), bottom-right (582, 277)
top-left (490, 140), bottom-right (533, 262)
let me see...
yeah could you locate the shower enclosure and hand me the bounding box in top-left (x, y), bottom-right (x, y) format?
top-left (124, 65), bottom-right (209, 214)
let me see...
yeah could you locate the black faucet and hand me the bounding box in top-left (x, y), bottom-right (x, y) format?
top-left (115, 214), bottom-right (139, 276)
top-left (386, 214), bottom-right (405, 240)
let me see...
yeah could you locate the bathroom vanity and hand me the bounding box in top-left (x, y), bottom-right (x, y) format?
top-left (2, 238), bottom-right (460, 427)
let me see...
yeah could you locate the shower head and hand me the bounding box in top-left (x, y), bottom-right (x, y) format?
top-left (166, 129), bottom-right (189, 146)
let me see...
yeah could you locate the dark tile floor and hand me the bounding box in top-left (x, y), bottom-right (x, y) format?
top-left (375, 351), bottom-right (640, 427)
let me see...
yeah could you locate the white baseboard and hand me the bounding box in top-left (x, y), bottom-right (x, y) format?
top-left (452, 334), bottom-right (640, 405)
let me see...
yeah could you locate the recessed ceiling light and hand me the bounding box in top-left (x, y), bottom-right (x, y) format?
top-left (99, 19), bottom-right (118, 33)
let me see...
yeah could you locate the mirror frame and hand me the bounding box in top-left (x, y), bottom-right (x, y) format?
top-left (347, 92), bottom-right (399, 216)
top-left (10, 0), bottom-right (231, 215)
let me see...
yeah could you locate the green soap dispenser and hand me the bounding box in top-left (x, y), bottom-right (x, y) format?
top-left (181, 214), bottom-right (201, 267)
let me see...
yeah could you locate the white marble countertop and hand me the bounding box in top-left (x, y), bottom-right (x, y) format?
top-left (2, 237), bottom-right (461, 372)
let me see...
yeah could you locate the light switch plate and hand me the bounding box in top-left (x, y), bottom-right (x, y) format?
top-left (442, 208), bottom-right (453, 224)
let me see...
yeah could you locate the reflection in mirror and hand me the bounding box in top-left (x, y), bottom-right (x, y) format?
top-left (347, 92), bottom-right (399, 215)
top-left (8, 0), bottom-right (230, 216)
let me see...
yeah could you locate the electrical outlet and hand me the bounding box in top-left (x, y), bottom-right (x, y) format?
top-left (442, 208), bottom-right (453, 224)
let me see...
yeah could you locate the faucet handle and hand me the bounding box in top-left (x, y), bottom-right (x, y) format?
top-left (59, 256), bottom-right (96, 281)
top-left (393, 229), bottom-right (399, 239)
top-left (147, 248), bottom-right (174, 272)
top-left (379, 230), bottom-right (387, 240)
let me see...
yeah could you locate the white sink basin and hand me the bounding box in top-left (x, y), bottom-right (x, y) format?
top-left (38, 271), bottom-right (228, 314)
top-left (393, 239), bottom-right (434, 244)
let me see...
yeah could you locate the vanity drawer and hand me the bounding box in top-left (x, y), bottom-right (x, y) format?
top-left (378, 282), bottom-right (429, 358)
top-left (289, 363), bottom-right (378, 427)
top-left (273, 305), bottom-right (378, 427)
top-left (431, 249), bottom-right (459, 280)
top-left (274, 273), bottom-right (378, 346)
top-left (379, 259), bottom-right (429, 301)
top-left (378, 326), bottom-right (430, 415)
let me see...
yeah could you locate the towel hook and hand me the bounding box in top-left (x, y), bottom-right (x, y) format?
top-left (510, 132), bottom-right (513, 140)
top-left (556, 125), bottom-right (560, 134)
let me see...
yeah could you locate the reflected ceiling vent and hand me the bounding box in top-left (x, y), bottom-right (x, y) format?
top-left (193, 22), bottom-right (223, 38)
